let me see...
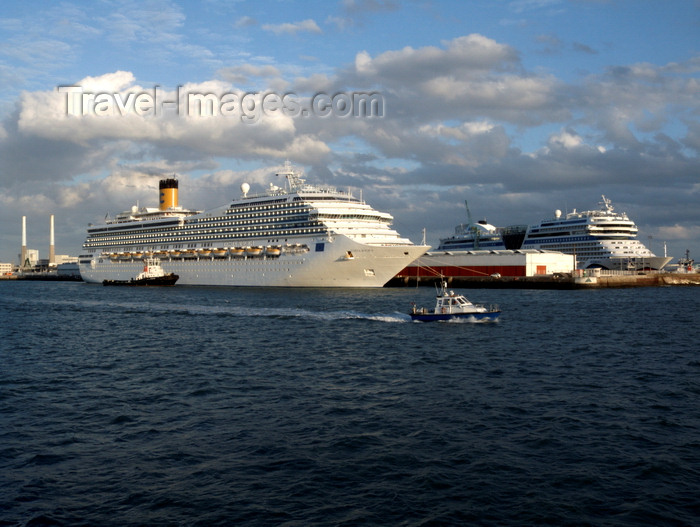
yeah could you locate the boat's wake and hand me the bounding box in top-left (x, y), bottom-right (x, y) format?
top-left (10, 294), bottom-right (501, 324)
top-left (183, 304), bottom-right (412, 323)
top-left (17, 296), bottom-right (411, 323)
top-left (415, 316), bottom-right (500, 324)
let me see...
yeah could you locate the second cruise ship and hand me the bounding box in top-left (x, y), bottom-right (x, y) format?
top-left (435, 196), bottom-right (671, 271)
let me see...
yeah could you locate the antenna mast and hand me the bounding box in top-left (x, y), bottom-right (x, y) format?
top-left (465, 200), bottom-right (473, 226)
top-left (275, 160), bottom-right (304, 191)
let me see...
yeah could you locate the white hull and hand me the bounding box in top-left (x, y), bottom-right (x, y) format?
top-left (79, 165), bottom-right (427, 287)
top-left (80, 236), bottom-right (427, 287)
top-left (580, 255), bottom-right (673, 271)
top-left (518, 197), bottom-right (672, 271)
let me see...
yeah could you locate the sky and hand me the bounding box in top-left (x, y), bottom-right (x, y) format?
top-left (0, 0), bottom-right (698, 264)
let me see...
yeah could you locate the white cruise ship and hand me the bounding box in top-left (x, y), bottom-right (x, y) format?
top-left (78, 163), bottom-right (428, 287)
top-left (435, 201), bottom-right (507, 251)
top-left (520, 196), bottom-right (672, 270)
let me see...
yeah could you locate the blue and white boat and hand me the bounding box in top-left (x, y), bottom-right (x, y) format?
top-left (409, 281), bottom-right (500, 322)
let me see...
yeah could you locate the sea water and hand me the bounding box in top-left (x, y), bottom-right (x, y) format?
top-left (1, 281), bottom-right (699, 526)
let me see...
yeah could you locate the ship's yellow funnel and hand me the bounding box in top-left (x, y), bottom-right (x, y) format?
top-left (159, 178), bottom-right (178, 210)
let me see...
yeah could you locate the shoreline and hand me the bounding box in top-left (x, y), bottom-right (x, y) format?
top-left (386, 272), bottom-right (700, 289)
top-left (0, 273), bottom-right (82, 281)
top-left (3, 272), bottom-right (699, 288)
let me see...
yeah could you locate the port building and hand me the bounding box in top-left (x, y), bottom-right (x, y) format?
top-left (395, 249), bottom-right (575, 281)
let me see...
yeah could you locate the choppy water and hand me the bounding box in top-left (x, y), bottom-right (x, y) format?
top-left (1, 281), bottom-right (699, 526)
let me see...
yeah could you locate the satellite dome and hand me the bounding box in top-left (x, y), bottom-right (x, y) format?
top-left (241, 182), bottom-right (250, 196)
top-left (555, 209), bottom-right (562, 218)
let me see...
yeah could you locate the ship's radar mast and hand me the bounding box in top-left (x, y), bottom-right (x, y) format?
top-left (600, 195), bottom-right (614, 212)
top-left (276, 160), bottom-right (305, 190)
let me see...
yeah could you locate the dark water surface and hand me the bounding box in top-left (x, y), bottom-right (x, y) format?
top-left (1, 281), bottom-right (699, 526)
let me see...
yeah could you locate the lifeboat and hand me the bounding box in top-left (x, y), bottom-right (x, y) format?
top-left (169, 250), bottom-right (181, 257)
top-left (230, 247), bottom-right (245, 257)
top-left (154, 250), bottom-right (169, 258)
top-left (182, 249), bottom-right (197, 258)
top-left (119, 252), bottom-right (132, 260)
top-left (197, 248), bottom-right (212, 257)
top-left (265, 246), bottom-right (282, 257)
top-left (285, 243), bottom-right (309, 254)
top-left (212, 248), bottom-right (227, 257)
top-left (245, 246), bottom-right (263, 257)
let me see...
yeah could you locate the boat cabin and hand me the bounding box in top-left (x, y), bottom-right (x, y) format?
top-left (437, 292), bottom-right (475, 313)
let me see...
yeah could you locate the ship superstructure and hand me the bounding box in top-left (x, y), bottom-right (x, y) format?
top-left (429, 195), bottom-right (671, 272)
top-left (79, 163), bottom-right (428, 287)
top-left (520, 196), bottom-right (671, 270)
top-left (436, 201), bottom-right (507, 251)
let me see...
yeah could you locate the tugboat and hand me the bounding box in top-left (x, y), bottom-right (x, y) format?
top-left (103, 258), bottom-right (179, 286)
top-left (410, 281), bottom-right (500, 322)
top-left (674, 249), bottom-right (696, 273)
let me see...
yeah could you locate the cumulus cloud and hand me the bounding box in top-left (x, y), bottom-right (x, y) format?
top-left (349, 35), bottom-right (567, 126)
top-left (261, 19), bottom-right (322, 36)
top-left (657, 224), bottom-right (700, 241)
top-left (216, 64), bottom-right (283, 85)
top-left (234, 16), bottom-right (257, 28)
top-left (13, 72), bottom-right (323, 158)
top-left (356, 34), bottom-right (519, 80)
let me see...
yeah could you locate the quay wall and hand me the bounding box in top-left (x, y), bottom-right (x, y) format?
top-left (386, 273), bottom-right (700, 289)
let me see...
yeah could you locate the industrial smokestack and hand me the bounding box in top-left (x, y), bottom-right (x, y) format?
top-left (21, 216), bottom-right (27, 267)
top-left (49, 214), bottom-right (56, 265)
